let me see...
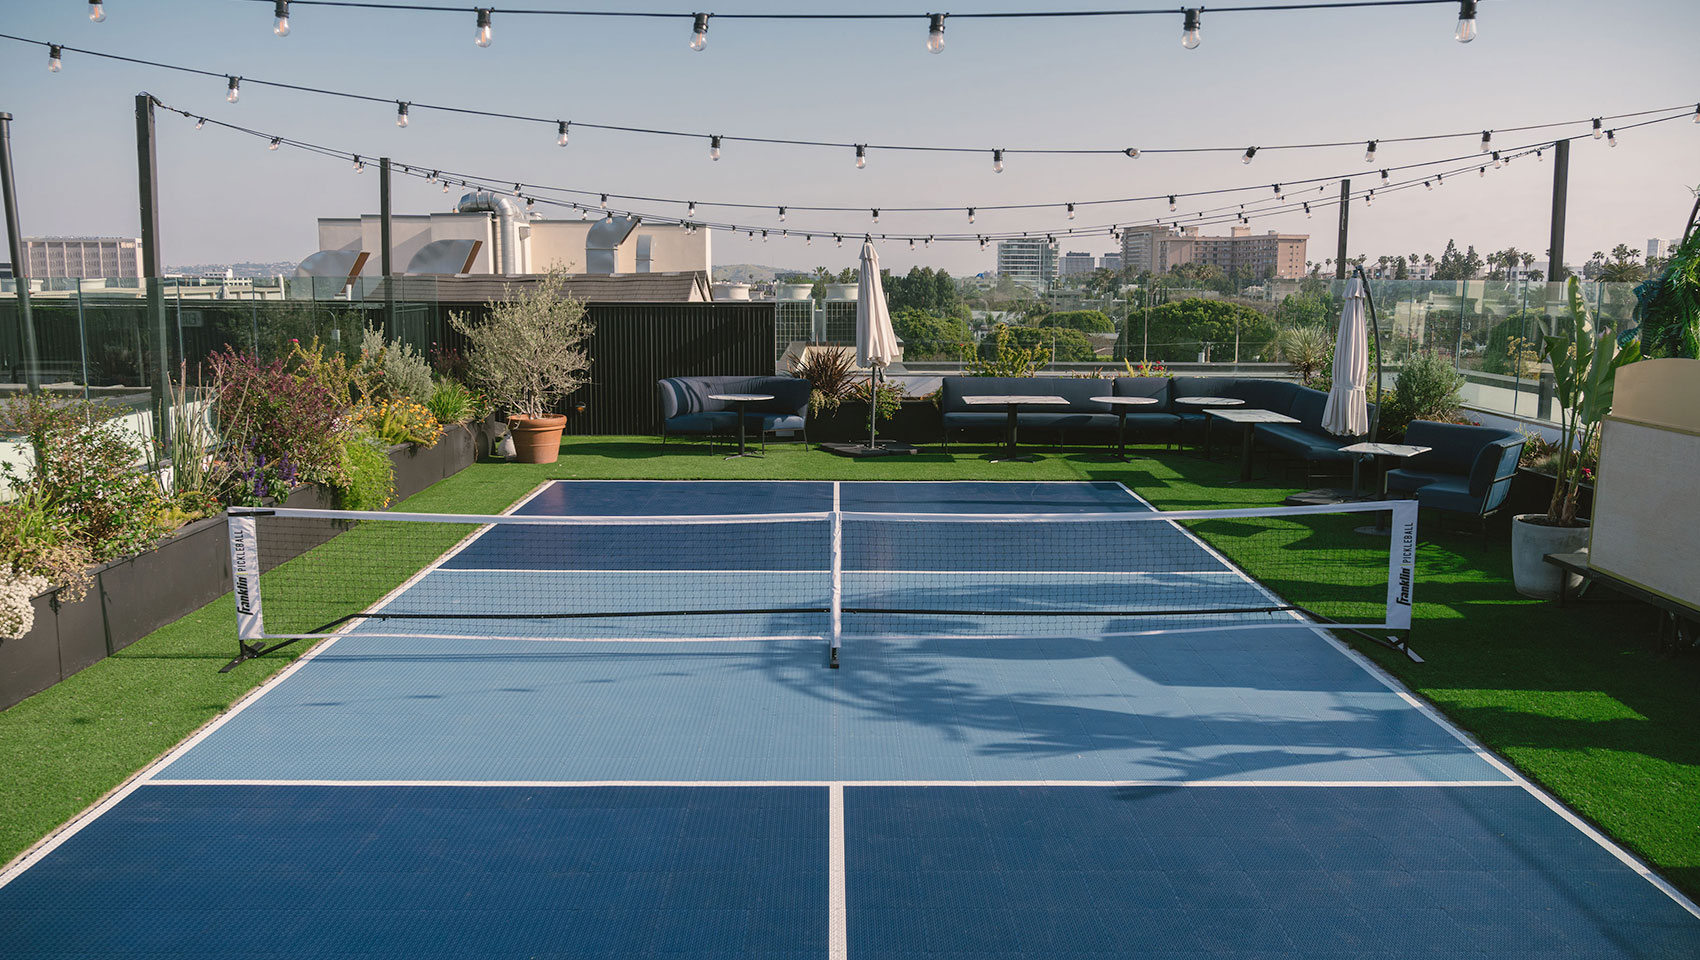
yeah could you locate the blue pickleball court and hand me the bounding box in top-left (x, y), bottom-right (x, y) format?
top-left (1, 480), bottom-right (1695, 958)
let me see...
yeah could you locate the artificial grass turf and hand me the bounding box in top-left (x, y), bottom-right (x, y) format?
top-left (3, 435), bottom-right (1696, 904)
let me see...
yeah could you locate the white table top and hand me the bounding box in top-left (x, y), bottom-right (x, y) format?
top-left (1090, 396), bottom-right (1160, 406)
top-left (708, 393), bottom-right (775, 402)
top-left (1340, 441), bottom-right (1432, 457)
top-left (1207, 408), bottom-right (1300, 424)
top-left (1175, 396), bottom-right (1245, 407)
top-left (961, 395), bottom-right (1070, 405)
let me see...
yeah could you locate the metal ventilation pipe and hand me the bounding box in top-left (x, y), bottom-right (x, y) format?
top-left (455, 191), bottom-right (530, 274)
top-left (585, 214), bottom-right (640, 275)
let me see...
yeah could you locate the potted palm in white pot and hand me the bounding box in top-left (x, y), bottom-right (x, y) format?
top-left (450, 267), bottom-right (592, 464)
top-left (1510, 278), bottom-right (1640, 598)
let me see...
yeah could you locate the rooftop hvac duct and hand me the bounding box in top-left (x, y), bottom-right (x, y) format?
top-left (405, 238), bottom-right (483, 275)
top-left (586, 214), bottom-right (640, 275)
top-left (455, 191), bottom-right (531, 274)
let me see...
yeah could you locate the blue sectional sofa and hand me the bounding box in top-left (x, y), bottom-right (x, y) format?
top-left (940, 375), bottom-right (1368, 471)
top-left (1385, 420), bottom-right (1525, 522)
top-left (657, 375), bottom-right (811, 445)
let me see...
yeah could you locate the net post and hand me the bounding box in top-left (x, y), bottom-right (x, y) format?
top-left (829, 509), bottom-right (842, 668)
top-left (1384, 498), bottom-right (1419, 655)
top-left (226, 510), bottom-right (266, 659)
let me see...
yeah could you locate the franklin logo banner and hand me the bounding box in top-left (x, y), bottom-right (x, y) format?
top-left (1384, 499), bottom-right (1418, 631)
top-left (228, 514), bottom-right (264, 640)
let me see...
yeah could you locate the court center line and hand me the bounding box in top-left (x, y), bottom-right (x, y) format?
top-left (829, 783), bottom-right (847, 960)
top-left (1109, 481), bottom-right (1700, 921)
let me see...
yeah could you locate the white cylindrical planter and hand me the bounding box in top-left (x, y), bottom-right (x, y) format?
top-left (711, 282), bottom-right (751, 301)
top-left (826, 283), bottom-right (859, 301)
top-left (777, 283), bottom-right (813, 301)
top-left (1510, 515), bottom-right (1590, 600)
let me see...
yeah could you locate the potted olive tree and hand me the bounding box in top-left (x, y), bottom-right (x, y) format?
top-left (1510, 278), bottom-right (1640, 598)
top-left (450, 267), bottom-right (592, 464)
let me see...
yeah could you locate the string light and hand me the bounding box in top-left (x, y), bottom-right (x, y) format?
top-left (442, 180), bottom-right (450, 193)
top-left (88, 1), bottom-right (105, 24)
top-left (1492, 150), bottom-right (1502, 167)
top-left (1168, 195), bottom-right (1177, 212)
top-left (1242, 146), bottom-right (1258, 164)
top-left (395, 101), bottom-right (409, 128)
top-left (687, 201), bottom-right (696, 217)
top-left (1364, 140), bottom-right (1378, 163)
top-left (268, 136), bottom-right (280, 150)
top-left (195, 116), bottom-right (205, 129)
top-left (690, 13), bottom-right (709, 51)
top-left (474, 8), bottom-right (492, 47)
top-left (1066, 203), bottom-right (1075, 219)
top-left (600, 193), bottom-right (608, 208)
top-left (1454, 0), bottom-right (1478, 43)
top-left (1424, 179), bottom-right (1433, 190)
top-left (835, 235), bottom-right (843, 248)
top-left (1303, 202), bottom-right (1312, 218)
top-left (992, 149), bottom-right (1005, 173)
top-left (871, 208), bottom-right (880, 223)
top-left (1272, 184), bottom-right (1282, 199)
top-left (1365, 190), bottom-right (1374, 206)
top-left (427, 170), bottom-right (438, 183)
top-left (273, 1), bottom-right (290, 36)
top-left (927, 13), bottom-right (945, 54)
top-left (855, 144), bottom-right (867, 169)
top-left (1380, 169), bottom-right (1389, 185)
top-left (1592, 118), bottom-right (1603, 139)
top-left (1181, 7), bottom-right (1202, 49)
top-left (47, 44), bottom-right (61, 72)
top-left (1607, 129), bottom-right (1618, 147)
top-left (352, 154), bottom-right (364, 173)
top-left (709, 135), bottom-right (722, 161)
top-left (1480, 130), bottom-right (1492, 152)
top-left (1124, 148), bottom-right (1141, 159)
top-left (1479, 166), bottom-right (1486, 178)
top-left (226, 76), bottom-right (241, 103)
top-left (967, 208), bottom-right (976, 223)
top-left (778, 206), bottom-right (787, 222)
top-left (1694, 104), bottom-right (1700, 124)
top-left (557, 121), bottom-right (569, 147)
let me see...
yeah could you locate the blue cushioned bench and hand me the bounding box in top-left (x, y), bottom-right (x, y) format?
top-left (1386, 420), bottom-right (1525, 524)
top-left (657, 375), bottom-right (811, 447)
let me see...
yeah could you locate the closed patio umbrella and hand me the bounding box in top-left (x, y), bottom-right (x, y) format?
top-left (1322, 277), bottom-right (1371, 437)
top-left (856, 240), bottom-right (900, 449)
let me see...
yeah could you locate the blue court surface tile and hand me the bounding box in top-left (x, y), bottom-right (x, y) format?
top-left (156, 631), bottom-right (1499, 783)
top-left (443, 520), bottom-right (832, 571)
top-left (838, 479), bottom-right (1149, 514)
top-left (514, 479), bottom-right (832, 517)
top-left (844, 785), bottom-right (1700, 959)
top-left (0, 784), bottom-right (826, 960)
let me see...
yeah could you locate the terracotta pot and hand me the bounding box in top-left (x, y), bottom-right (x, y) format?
top-left (1510, 514), bottom-right (1590, 600)
top-left (507, 414), bottom-right (567, 464)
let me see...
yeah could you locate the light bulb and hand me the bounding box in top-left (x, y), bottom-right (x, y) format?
top-left (967, 208), bottom-right (976, 224)
top-left (927, 14), bottom-right (945, 53)
top-left (709, 135), bottom-right (722, 161)
top-left (1303, 203), bottom-right (1312, 219)
top-left (395, 102), bottom-right (409, 128)
top-left (1168, 195), bottom-right (1177, 212)
top-left (1424, 180), bottom-right (1433, 191)
top-left (1480, 130), bottom-right (1492, 152)
top-left (512, 183), bottom-right (522, 196)
top-left (690, 13), bottom-right (709, 51)
top-left (600, 194), bottom-right (608, 209)
top-left (992, 149), bottom-right (1005, 173)
top-left (806, 235), bottom-right (812, 246)
top-left (1454, 0), bottom-right (1477, 42)
top-left (763, 231), bottom-right (769, 243)
top-left (687, 201), bottom-right (696, 217)
top-left (1607, 130), bottom-right (1617, 147)
top-left (910, 238), bottom-right (915, 250)
top-left (1592, 118), bottom-right (1603, 139)
top-left (88, 0), bottom-right (105, 23)
top-left (778, 207), bottom-right (786, 222)
top-left (1492, 151), bottom-right (1502, 168)
top-left (1365, 191), bottom-right (1374, 207)
top-left (226, 76), bottom-right (241, 103)
top-left (1242, 146), bottom-right (1257, 164)
top-left (427, 170), bottom-right (437, 183)
top-left (855, 144), bottom-right (866, 169)
top-left (48, 44), bottom-right (62, 72)
top-left (926, 236), bottom-right (933, 247)
top-left (1479, 166), bottom-right (1486, 178)
top-left (836, 235), bottom-right (843, 248)
top-left (1124, 148), bottom-right (1140, 159)
top-left (1067, 203), bottom-right (1075, 220)
top-left (1693, 104), bottom-right (1700, 123)
top-left (1364, 140), bottom-right (1377, 163)
top-left (557, 121), bottom-right (569, 147)
top-left (1272, 184), bottom-right (1282, 197)
top-left (474, 8), bottom-right (492, 47)
top-left (273, 0), bottom-right (290, 36)
top-left (442, 181), bottom-right (449, 193)
top-left (268, 137), bottom-right (280, 151)
top-left (1181, 7), bottom-right (1201, 49)
top-left (1380, 169), bottom-right (1389, 185)
top-left (353, 156), bottom-right (364, 173)
top-left (195, 117), bottom-right (205, 130)
top-left (580, 208), bottom-right (589, 220)
top-left (871, 209), bottom-right (880, 224)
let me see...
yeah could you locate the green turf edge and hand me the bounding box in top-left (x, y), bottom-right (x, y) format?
top-left (2, 435), bottom-right (1695, 905)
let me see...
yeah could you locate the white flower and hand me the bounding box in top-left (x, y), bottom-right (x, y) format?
top-left (0, 568), bottom-right (51, 640)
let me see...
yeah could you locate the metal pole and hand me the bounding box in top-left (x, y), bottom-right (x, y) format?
top-left (1354, 265), bottom-right (1386, 441)
top-left (379, 156), bottom-right (393, 335)
top-left (0, 112), bottom-right (41, 392)
top-left (75, 278), bottom-right (89, 400)
top-left (136, 93), bottom-right (172, 444)
top-left (1335, 179), bottom-right (1351, 281)
top-left (1540, 140), bottom-right (1568, 420)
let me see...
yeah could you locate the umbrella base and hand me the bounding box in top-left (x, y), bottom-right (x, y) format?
top-left (819, 441), bottom-right (923, 459)
top-left (1284, 488), bottom-right (1374, 507)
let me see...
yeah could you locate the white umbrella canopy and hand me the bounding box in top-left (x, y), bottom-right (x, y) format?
top-left (1322, 277), bottom-right (1371, 437)
top-left (856, 241), bottom-right (899, 369)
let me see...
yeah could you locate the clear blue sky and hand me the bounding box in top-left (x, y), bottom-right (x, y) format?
top-left (3, 0), bottom-right (1698, 275)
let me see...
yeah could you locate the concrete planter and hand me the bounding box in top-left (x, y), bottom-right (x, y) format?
top-left (0, 435), bottom-right (478, 711)
top-left (1510, 514), bottom-right (1591, 600)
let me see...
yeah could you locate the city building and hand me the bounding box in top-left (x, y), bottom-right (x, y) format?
top-left (1059, 251), bottom-right (1097, 277)
top-left (1099, 253), bottom-right (1122, 273)
top-left (995, 238), bottom-right (1058, 288)
top-left (1121, 225), bottom-right (1308, 280)
top-left (20, 236), bottom-right (144, 279)
top-left (1649, 238), bottom-right (1674, 261)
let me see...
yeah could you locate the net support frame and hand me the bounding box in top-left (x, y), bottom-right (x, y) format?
top-left (223, 498), bottom-right (1419, 669)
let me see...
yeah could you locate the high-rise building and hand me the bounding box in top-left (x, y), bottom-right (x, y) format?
top-left (995, 238), bottom-right (1057, 288)
top-left (1059, 251), bottom-right (1097, 277)
top-left (1099, 253), bottom-right (1122, 273)
top-left (22, 236), bottom-right (144, 279)
top-left (1121, 225), bottom-right (1307, 280)
top-left (1649, 238), bottom-right (1673, 261)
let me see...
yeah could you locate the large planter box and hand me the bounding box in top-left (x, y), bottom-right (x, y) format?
top-left (0, 435), bottom-right (479, 711)
top-left (1506, 467), bottom-right (1594, 521)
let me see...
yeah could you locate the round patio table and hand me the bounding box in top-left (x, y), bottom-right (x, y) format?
top-left (708, 393), bottom-right (774, 460)
top-left (1090, 396), bottom-right (1160, 461)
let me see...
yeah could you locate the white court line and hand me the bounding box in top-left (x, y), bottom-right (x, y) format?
top-left (429, 568), bottom-right (1238, 577)
top-left (0, 480), bottom-right (561, 891)
top-left (828, 784), bottom-right (847, 960)
top-left (145, 779), bottom-right (1523, 789)
top-left (1111, 482), bottom-right (1700, 921)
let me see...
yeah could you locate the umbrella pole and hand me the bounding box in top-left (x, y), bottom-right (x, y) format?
top-left (1353, 265), bottom-right (1385, 441)
top-left (868, 365), bottom-right (880, 449)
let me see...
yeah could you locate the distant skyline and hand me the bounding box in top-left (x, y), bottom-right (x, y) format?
top-left (3, 0), bottom-right (1697, 277)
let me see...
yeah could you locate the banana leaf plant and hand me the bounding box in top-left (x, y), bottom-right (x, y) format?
top-left (1540, 277), bottom-right (1640, 525)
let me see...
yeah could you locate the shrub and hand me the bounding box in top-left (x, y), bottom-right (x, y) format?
top-left (1037, 310), bottom-right (1116, 333)
top-left (336, 436), bottom-right (395, 510)
top-left (425, 379), bottom-right (480, 426)
top-left (967, 325), bottom-right (1050, 377)
top-left (0, 568), bottom-right (50, 640)
top-left (354, 398), bottom-right (443, 448)
top-left (991, 325), bottom-right (1099, 363)
top-left (359, 326), bottom-right (434, 403)
top-left (1278, 325), bottom-right (1333, 389)
top-left (1380, 351), bottom-right (1466, 439)
top-left (847, 378), bottom-right (904, 421)
top-left (790, 347), bottom-right (858, 415)
top-left (0, 487), bottom-right (94, 607)
top-left (1122, 359), bottom-right (1172, 378)
top-left (210, 348), bottom-right (346, 497)
top-left (449, 267), bottom-right (592, 419)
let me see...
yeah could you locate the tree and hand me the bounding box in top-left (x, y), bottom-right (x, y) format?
top-left (983, 324), bottom-right (1099, 363)
top-left (889, 308), bottom-right (973, 361)
top-left (1037, 310), bottom-right (1115, 333)
top-left (1593, 244), bottom-right (1647, 283)
top-left (1139, 298), bottom-right (1278, 362)
top-left (1272, 290), bottom-right (1336, 328)
top-left (1433, 240), bottom-right (1484, 281)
